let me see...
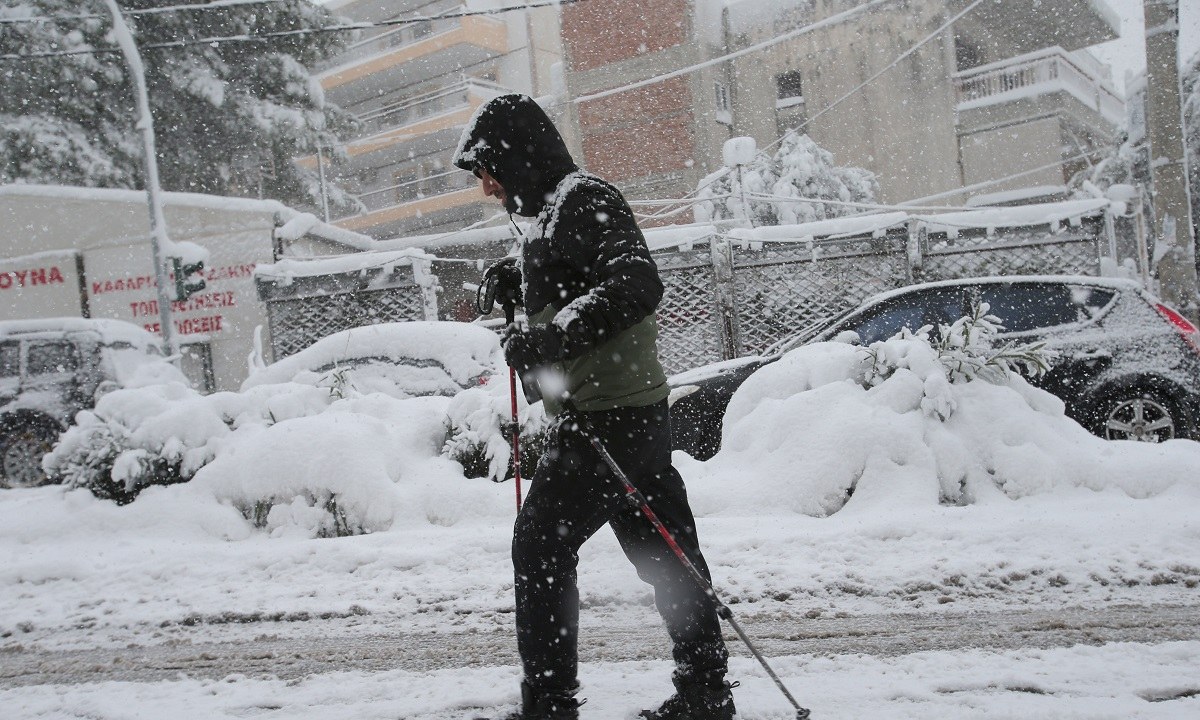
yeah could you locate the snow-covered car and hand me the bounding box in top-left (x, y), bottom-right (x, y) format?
top-left (0, 317), bottom-right (185, 488)
top-left (242, 321), bottom-right (504, 399)
top-left (669, 275), bottom-right (1200, 459)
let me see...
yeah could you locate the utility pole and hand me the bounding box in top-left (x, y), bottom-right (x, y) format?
top-left (101, 0), bottom-right (178, 356)
top-left (1142, 0), bottom-right (1199, 321)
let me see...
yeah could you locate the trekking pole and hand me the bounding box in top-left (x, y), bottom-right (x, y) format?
top-left (504, 301), bottom-right (523, 512)
top-left (474, 258), bottom-right (524, 512)
top-left (563, 402), bottom-right (811, 720)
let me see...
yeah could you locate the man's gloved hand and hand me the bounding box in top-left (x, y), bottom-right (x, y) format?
top-left (477, 256), bottom-right (523, 315)
top-left (501, 324), bottom-right (564, 374)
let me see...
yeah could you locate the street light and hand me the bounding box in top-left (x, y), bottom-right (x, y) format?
top-left (100, 0), bottom-right (179, 357)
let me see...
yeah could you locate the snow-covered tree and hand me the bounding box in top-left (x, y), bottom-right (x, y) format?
top-left (1076, 76), bottom-right (1149, 200)
top-left (1182, 49), bottom-right (1200, 243)
top-left (0, 0), bottom-right (358, 212)
top-left (1078, 50), bottom-right (1200, 249)
top-left (695, 132), bottom-right (879, 226)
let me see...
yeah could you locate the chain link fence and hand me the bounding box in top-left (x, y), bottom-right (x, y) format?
top-left (256, 259), bottom-right (438, 362)
top-left (651, 214), bottom-right (1110, 374)
top-left (256, 211), bottom-right (1114, 376)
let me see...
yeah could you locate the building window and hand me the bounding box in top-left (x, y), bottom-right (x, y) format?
top-left (714, 81), bottom-right (732, 125)
top-left (776, 70), bottom-right (804, 109)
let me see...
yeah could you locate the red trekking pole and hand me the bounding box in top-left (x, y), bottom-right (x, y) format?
top-left (563, 400), bottom-right (812, 720)
top-left (503, 302), bottom-right (523, 512)
top-left (476, 256), bottom-right (525, 512)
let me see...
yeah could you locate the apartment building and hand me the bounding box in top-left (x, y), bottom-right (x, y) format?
top-left (558, 0), bottom-right (1124, 210)
top-left (311, 0), bottom-right (564, 239)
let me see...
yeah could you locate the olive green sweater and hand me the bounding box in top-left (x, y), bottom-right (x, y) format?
top-left (528, 305), bottom-right (669, 415)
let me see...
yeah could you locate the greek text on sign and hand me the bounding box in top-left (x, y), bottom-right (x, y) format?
top-left (0, 266), bottom-right (67, 291)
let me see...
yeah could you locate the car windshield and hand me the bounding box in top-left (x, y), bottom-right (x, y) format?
top-left (761, 308), bottom-right (858, 356)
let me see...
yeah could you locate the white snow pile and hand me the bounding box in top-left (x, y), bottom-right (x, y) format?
top-left (44, 322), bottom-right (542, 534)
top-left (686, 308), bottom-right (1200, 518)
top-left (241, 321), bottom-right (502, 393)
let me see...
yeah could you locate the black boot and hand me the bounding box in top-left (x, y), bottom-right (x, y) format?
top-left (640, 672), bottom-right (738, 720)
top-left (496, 680), bottom-right (581, 720)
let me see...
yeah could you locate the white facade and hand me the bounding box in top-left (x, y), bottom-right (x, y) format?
top-left (0, 185), bottom-right (373, 392)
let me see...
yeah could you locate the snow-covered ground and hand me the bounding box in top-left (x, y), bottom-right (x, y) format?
top-left (3, 334), bottom-right (1199, 718)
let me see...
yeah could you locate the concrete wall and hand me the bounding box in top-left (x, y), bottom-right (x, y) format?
top-left (958, 115), bottom-right (1065, 191)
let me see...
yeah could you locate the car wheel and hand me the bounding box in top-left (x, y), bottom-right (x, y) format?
top-left (1099, 390), bottom-right (1182, 443)
top-left (0, 424), bottom-right (58, 488)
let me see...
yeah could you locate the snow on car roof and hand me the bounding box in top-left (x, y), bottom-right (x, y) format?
top-left (0, 317), bottom-right (160, 347)
top-left (242, 321), bottom-right (503, 390)
top-left (857, 274), bottom-right (1145, 308)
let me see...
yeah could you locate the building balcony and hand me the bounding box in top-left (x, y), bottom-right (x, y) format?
top-left (351, 79), bottom-right (507, 158)
top-left (298, 79), bottom-right (508, 174)
top-left (318, 15), bottom-right (508, 106)
top-left (333, 171), bottom-right (487, 237)
top-left (954, 46), bottom-right (1125, 130)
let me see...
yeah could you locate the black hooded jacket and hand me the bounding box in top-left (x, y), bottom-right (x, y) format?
top-left (453, 95), bottom-right (668, 410)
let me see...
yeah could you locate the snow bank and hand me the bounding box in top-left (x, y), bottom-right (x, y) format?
top-left (46, 321), bottom-right (527, 534)
top-left (689, 335), bottom-right (1200, 518)
top-left (188, 396), bottom-right (506, 536)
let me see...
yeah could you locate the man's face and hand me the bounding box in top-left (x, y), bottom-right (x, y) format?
top-left (478, 168), bottom-right (506, 206)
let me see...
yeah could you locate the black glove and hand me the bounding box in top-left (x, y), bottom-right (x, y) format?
top-left (501, 324), bottom-right (564, 375)
top-left (476, 256), bottom-right (523, 316)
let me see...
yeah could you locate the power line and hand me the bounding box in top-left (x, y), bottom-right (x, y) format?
top-left (0, 0), bottom-right (580, 61)
top-left (0, 0), bottom-right (290, 24)
top-left (636, 0), bottom-right (983, 220)
top-left (563, 0), bottom-right (896, 108)
top-left (771, 0), bottom-right (985, 154)
top-left (895, 151), bottom-right (1102, 207)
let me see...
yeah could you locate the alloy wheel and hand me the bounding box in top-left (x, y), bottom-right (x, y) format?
top-left (1104, 397), bottom-right (1175, 443)
top-left (0, 429), bottom-right (54, 488)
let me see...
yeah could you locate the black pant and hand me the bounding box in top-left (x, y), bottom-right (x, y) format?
top-left (512, 400), bottom-right (728, 693)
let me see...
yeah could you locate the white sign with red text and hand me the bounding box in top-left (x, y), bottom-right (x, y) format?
top-left (0, 252), bottom-right (84, 320)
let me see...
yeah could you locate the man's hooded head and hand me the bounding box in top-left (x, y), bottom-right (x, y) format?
top-left (452, 94), bottom-right (577, 217)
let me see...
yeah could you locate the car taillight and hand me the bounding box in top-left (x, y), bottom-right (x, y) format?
top-left (1155, 303), bottom-right (1200, 355)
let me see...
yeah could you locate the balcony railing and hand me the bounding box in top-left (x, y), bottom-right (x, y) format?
top-left (954, 46), bottom-right (1124, 126)
top-left (355, 78), bottom-right (508, 138)
top-left (341, 167), bottom-right (478, 219)
top-left (317, 7), bottom-right (505, 80)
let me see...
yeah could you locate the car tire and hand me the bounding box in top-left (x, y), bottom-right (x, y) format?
top-left (0, 422), bottom-right (60, 489)
top-left (1093, 387), bottom-right (1190, 443)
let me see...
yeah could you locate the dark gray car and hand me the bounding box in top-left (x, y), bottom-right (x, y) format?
top-left (669, 276), bottom-right (1200, 460)
top-left (0, 318), bottom-right (182, 488)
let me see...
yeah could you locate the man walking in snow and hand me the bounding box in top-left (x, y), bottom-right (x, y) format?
top-left (454, 94), bottom-right (735, 720)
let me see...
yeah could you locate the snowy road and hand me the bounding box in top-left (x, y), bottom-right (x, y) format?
top-left (3, 603), bottom-right (1196, 688)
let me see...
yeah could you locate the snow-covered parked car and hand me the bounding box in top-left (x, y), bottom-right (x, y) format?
top-left (243, 321), bottom-right (504, 398)
top-left (669, 275), bottom-right (1200, 459)
top-left (0, 317), bottom-right (186, 488)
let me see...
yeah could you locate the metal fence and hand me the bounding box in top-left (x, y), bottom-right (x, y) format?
top-left (257, 213), bottom-right (1111, 374)
top-left (651, 216), bottom-right (1108, 374)
top-left (257, 260), bottom-right (438, 362)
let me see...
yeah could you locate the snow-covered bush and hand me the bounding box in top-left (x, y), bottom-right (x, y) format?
top-left (862, 303), bottom-right (1053, 420)
top-left (43, 363), bottom-right (522, 534)
top-left (44, 381), bottom-right (226, 505)
top-left (700, 308), bottom-right (1065, 517)
top-left (443, 382), bottom-right (549, 482)
top-left (695, 132), bottom-right (879, 226)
